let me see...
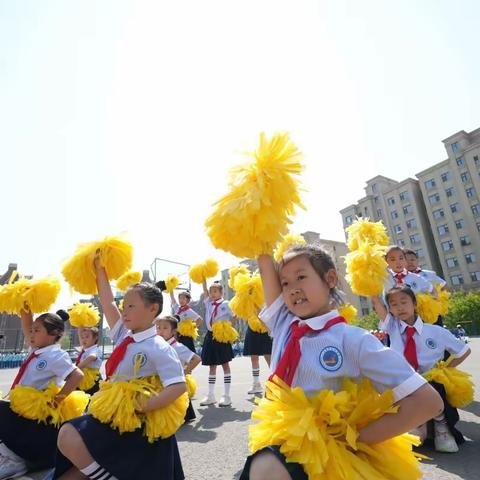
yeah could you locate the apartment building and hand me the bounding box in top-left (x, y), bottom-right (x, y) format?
top-left (416, 128), bottom-right (480, 289)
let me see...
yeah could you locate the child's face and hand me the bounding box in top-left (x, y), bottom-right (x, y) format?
top-left (388, 291), bottom-right (416, 324)
top-left (30, 320), bottom-right (56, 349)
top-left (405, 253), bottom-right (419, 272)
top-left (279, 255), bottom-right (336, 319)
top-left (123, 289), bottom-right (159, 332)
top-left (209, 286), bottom-right (222, 301)
top-left (178, 294), bottom-right (189, 306)
top-left (79, 328), bottom-right (97, 348)
top-left (156, 320), bottom-right (175, 340)
top-left (386, 250), bottom-right (406, 273)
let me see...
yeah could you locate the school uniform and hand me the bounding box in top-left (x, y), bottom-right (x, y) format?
top-left (0, 345), bottom-right (77, 469)
top-left (243, 326), bottom-right (272, 356)
top-left (201, 297), bottom-right (234, 366)
top-left (384, 269), bottom-right (434, 295)
top-left (75, 344), bottom-right (103, 395)
top-left (379, 314), bottom-right (470, 443)
top-left (240, 296), bottom-right (426, 480)
top-left (412, 268), bottom-right (447, 288)
top-left (172, 301), bottom-right (201, 352)
top-left (52, 321), bottom-right (186, 480)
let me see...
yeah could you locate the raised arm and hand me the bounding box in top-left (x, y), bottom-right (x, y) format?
top-left (371, 296), bottom-right (388, 321)
top-left (257, 254), bottom-right (281, 307)
top-left (94, 254), bottom-right (121, 330)
top-left (202, 279), bottom-right (209, 299)
top-left (169, 291), bottom-right (176, 305)
top-left (19, 309), bottom-right (34, 346)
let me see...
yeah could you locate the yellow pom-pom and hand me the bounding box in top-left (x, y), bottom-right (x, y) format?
top-left (177, 319), bottom-right (199, 340)
top-left (434, 284), bottom-right (450, 316)
top-left (248, 316), bottom-right (269, 334)
top-left (345, 243), bottom-right (388, 296)
top-left (116, 270), bottom-right (142, 292)
top-left (189, 259), bottom-right (219, 284)
top-left (205, 132), bottom-right (304, 259)
top-left (416, 293), bottom-right (442, 325)
top-left (185, 374), bottom-right (197, 399)
top-left (230, 272), bottom-right (265, 322)
top-left (346, 218), bottom-right (390, 251)
top-left (78, 368), bottom-right (100, 391)
top-left (249, 377), bottom-right (422, 480)
top-left (118, 298), bottom-right (124, 311)
top-left (212, 320), bottom-right (239, 344)
top-left (68, 303), bottom-right (100, 328)
top-left (273, 233), bottom-right (306, 263)
top-left (165, 275), bottom-right (181, 293)
top-left (338, 303), bottom-right (358, 323)
top-left (10, 384), bottom-right (89, 427)
top-left (228, 265), bottom-right (250, 289)
top-left (62, 235), bottom-right (133, 294)
top-left (424, 361), bottom-right (474, 408)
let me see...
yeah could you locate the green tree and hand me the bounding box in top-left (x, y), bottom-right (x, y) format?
top-left (351, 312), bottom-right (379, 331)
top-left (444, 289), bottom-right (480, 335)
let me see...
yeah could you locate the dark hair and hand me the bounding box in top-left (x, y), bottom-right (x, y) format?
top-left (155, 280), bottom-right (167, 292)
top-left (209, 281), bottom-right (223, 293)
top-left (385, 285), bottom-right (417, 306)
top-left (36, 309), bottom-right (69, 341)
top-left (128, 282), bottom-right (163, 316)
top-left (81, 326), bottom-right (99, 339)
top-left (385, 245), bottom-right (405, 258)
top-left (156, 315), bottom-right (178, 330)
top-left (281, 244), bottom-right (344, 306)
top-left (403, 249), bottom-right (417, 257)
top-left (178, 291), bottom-right (191, 301)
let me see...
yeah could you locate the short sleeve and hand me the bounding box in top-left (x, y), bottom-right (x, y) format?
top-left (216, 302), bottom-right (234, 321)
top-left (357, 332), bottom-right (426, 402)
top-left (171, 302), bottom-right (179, 315)
top-left (50, 351), bottom-right (76, 381)
top-left (438, 328), bottom-right (470, 357)
top-left (108, 318), bottom-right (128, 344)
top-left (175, 343), bottom-right (195, 365)
top-left (419, 276), bottom-right (434, 293)
top-left (378, 313), bottom-right (396, 334)
top-left (152, 344), bottom-right (185, 387)
top-left (187, 308), bottom-right (200, 321)
top-left (258, 295), bottom-right (290, 335)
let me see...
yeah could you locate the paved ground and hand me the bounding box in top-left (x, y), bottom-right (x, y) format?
top-left (0, 338), bottom-right (478, 480)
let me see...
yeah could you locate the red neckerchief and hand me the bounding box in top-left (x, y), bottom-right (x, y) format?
top-left (104, 336), bottom-right (135, 379)
top-left (177, 305), bottom-right (190, 315)
top-left (75, 349), bottom-right (85, 365)
top-left (11, 351), bottom-right (38, 389)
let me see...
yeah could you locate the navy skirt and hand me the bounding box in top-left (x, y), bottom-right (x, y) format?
top-left (201, 331), bottom-right (234, 366)
top-left (177, 334), bottom-right (196, 353)
top-left (185, 399), bottom-right (196, 423)
top-left (52, 415), bottom-right (184, 480)
top-left (243, 327), bottom-right (272, 356)
top-left (0, 401), bottom-right (58, 469)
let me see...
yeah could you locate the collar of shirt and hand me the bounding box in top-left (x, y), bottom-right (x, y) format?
top-left (167, 337), bottom-right (177, 345)
top-left (399, 316), bottom-right (423, 335)
top-left (35, 344), bottom-right (61, 355)
top-left (212, 298), bottom-right (224, 305)
top-left (128, 326), bottom-right (157, 342)
top-left (292, 309), bottom-right (341, 330)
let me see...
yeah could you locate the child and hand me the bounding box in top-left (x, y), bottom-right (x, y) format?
top-left (404, 249), bottom-right (447, 289)
top-left (0, 309), bottom-right (84, 478)
top-left (200, 280), bottom-right (235, 407)
top-left (169, 290), bottom-right (203, 353)
top-left (243, 326), bottom-right (272, 395)
top-left (372, 285), bottom-right (471, 453)
top-left (240, 245), bottom-right (443, 480)
top-left (156, 316), bottom-right (201, 422)
top-left (75, 327), bottom-right (103, 395)
top-left (52, 255), bottom-right (187, 480)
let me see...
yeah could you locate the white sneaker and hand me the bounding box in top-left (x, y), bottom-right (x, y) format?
top-left (434, 422), bottom-right (459, 453)
top-left (218, 395), bottom-right (232, 407)
top-left (410, 423), bottom-right (428, 444)
top-left (0, 455), bottom-right (28, 480)
top-left (247, 383), bottom-right (263, 395)
top-left (199, 395), bottom-right (216, 406)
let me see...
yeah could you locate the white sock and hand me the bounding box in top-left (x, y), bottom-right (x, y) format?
top-left (80, 461), bottom-right (117, 479)
top-left (252, 368), bottom-right (260, 384)
top-left (0, 441), bottom-right (24, 463)
top-left (224, 374), bottom-right (231, 396)
top-left (434, 413), bottom-right (447, 423)
top-left (208, 375), bottom-right (216, 396)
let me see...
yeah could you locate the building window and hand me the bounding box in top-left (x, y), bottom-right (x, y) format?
top-left (450, 274), bottom-right (464, 286)
top-left (455, 219), bottom-right (465, 229)
top-left (402, 204), bottom-right (413, 215)
top-left (415, 249), bottom-right (425, 258)
top-left (456, 155), bottom-right (464, 165)
top-left (374, 196), bottom-right (379, 204)
top-left (442, 240), bottom-right (454, 252)
top-left (398, 239), bottom-right (406, 247)
top-left (460, 235), bottom-right (471, 246)
top-left (399, 191), bottom-right (409, 201)
top-left (477, 222), bottom-right (480, 232)
top-left (465, 253), bottom-right (476, 264)
top-left (372, 183), bottom-right (377, 193)
top-left (450, 203), bottom-right (459, 213)
top-left (452, 142), bottom-right (460, 153)
top-left (461, 171), bottom-right (471, 183)
top-left (391, 210), bottom-right (399, 219)
top-left (425, 179), bottom-right (436, 189)
top-left (387, 197), bottom-right (395, 206)
top-left (474, 155), bottom-right (479, 166)
top-left (361, 308), bottom-right (370, 316)
top-left (410, 234), bottom-right (421, 244)
top-left (466, 187), bottom-right (476, 198)
top-left (394, 225), bottom-right (402, 234)
top-left (471, 271), bottom-right (480, 282)
top-left (364, 207), bottom-right (368, 215)
top-left (446, 257), bottom-right (459, 268)
top-left (471, 204), bottom-right (480, 216)
top-left (433, 208), bottom-right (445, 219)
top-left (429, 193), bottom-right (440, 204)
top-left (376, 209), bottom-right (382, 218)
top-left (445, 187), bottom-right (454, 197)
top-left (437, 224), bottom-right (449, 235)
top-left (406, 218), bottom-right (417, 229)
top-left (345, 215), bottom-right (353, 225)
top-left (441, 172), bottom-right (451, 182)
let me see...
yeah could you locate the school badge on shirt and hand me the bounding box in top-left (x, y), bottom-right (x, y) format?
top-left (319, 346), bottom-right (343, 371)
top-left (425, 338), bottom-right (437, 349)
top-left (36, 359), bottom-right (47, 370)
top-left (133, 352), bottom-right (148, 367)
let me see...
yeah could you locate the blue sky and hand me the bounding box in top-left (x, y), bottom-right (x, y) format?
top-left (1, 0), bottom-right (479, 302)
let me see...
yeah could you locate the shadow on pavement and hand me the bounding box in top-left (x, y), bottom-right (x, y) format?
top-left (195, 406), bottom-right (252, 429)
top-left (176, 423), bottom-right (217, 444)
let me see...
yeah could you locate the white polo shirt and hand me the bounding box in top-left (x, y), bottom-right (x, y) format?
top-left (379, 314), bottom-right (470, 373)
top-left (260, 296), bottom-right (426, 402)
top-left (76, 345), bottom-right (103, 370)
top-left (413, 269), bottom-right (447, 288)
top-left (203, 297), bottom-right (234, 331)
top-left (171, 301), bottom-right (201, 323)
top-left (384, 269), bottom-right (434, 296)
top-left (18, 344), bottom-right (76, 390)
top-left (108, 320), bottom-right (185, 387)
top-left (167, 337), bottom-right (194, 366)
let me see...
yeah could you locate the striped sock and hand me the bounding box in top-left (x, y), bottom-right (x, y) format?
top-left (252, 368), bottom-right (260, 383)
top-left (80, 461), bottom-right (117, 480)
top-left (224, 374), bottom-right (231, 396)
top-left (208, 375), bottom-right (216, 396)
